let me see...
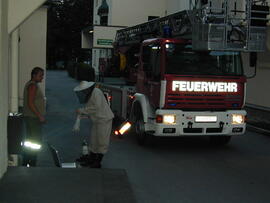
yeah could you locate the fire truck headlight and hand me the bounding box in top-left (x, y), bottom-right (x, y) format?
top-left (163, 115), bottom-right (176, 124)
top-left (232, 114), bottom-right (245, 125)
top-left (22, 141), bottom-right (42, 150)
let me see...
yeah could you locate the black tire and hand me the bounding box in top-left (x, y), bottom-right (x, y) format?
top-left (209, 136), bottom-right (231, 146)
top-left (134, 105), bottom-right (147, 145)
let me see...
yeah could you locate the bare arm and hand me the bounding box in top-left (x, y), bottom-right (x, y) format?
top-left (28, 84), bottom-right (45, 122)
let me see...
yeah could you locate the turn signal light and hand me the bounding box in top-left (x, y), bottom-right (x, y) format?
top-left (156, 115), bottom-right (176, 124)
top-left (156, 115), bottom-right (163, 123)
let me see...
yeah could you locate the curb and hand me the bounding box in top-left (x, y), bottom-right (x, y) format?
top-left (247, 124), bottom-right (270, 135)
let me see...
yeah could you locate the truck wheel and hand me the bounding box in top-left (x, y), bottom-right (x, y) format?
top-left (134, 107), bottom-right (147, 145)
top-left (209, 136), bottom-right (231, 146)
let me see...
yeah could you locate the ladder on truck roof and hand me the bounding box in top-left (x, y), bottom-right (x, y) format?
top-left (115, 10), bottom-right (193, 45)
top-left (115, 0), bottom-right (269, 52)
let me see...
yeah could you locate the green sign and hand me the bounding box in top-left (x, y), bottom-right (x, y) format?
top-left (97, 39), bottom-right (113, 45)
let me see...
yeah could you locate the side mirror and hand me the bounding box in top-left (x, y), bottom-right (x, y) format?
top-left (134, 53), bottom-right (140, 58)
top-left (134, 63), bottom-right (139, 69)
top-left (250, 52), bottom-right (257, 67)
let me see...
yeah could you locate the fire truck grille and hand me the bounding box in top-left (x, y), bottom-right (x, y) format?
top-left (166, 93), bottom-right (242, 109)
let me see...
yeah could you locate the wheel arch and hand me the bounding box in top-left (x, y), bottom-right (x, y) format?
top-left (130, 93), bottom-right (151, 123)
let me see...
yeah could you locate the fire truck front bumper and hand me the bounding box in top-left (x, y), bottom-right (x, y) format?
top-left (146, 110), bottom-right (246, 136)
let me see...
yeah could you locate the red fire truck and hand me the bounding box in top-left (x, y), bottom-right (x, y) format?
top-left (101, 0), bottom-right (269, 145)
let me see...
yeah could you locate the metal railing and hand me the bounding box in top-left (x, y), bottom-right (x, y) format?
top-left (192, 0), bottom-right (269, 52)
top-left (115, 0), bottom-right (269, 52)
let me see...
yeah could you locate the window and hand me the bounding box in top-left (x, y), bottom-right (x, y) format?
top-left (165, 43), bottom-right (243, 76)
top-left (150, 44), bottom-right (161, 80)
top-left (126, 45), bottom-right (140, 69)
top-left (142, 43), bottom-right (161, 80)
top-left (142, 45), bottom-right (151, 64)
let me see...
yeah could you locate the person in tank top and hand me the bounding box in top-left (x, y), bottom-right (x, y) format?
top-left (22, 67), bottom-right (46, 166)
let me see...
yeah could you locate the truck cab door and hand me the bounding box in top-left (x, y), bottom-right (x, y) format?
top-left (140, 43), bottom-right (162, 108)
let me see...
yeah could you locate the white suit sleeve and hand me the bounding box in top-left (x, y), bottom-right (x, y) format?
top-left (72, 115), bottom-right (81, 131)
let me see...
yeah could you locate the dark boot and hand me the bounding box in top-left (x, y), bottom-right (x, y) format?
top-left (80, 152), bottom-right (97, 167)
top-left (76, 154), bottom-right (89, 163)
top-left (89, 153), bottom-right (103, 168)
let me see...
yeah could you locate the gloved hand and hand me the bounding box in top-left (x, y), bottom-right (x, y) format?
top-left (73, 115), bottom-right (81, 132)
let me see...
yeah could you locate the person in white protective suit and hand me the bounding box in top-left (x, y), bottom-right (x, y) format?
top-left (74, 81), bottom-right (114, 168)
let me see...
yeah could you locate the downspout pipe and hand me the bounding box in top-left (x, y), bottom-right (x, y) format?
top-left (10, 28), bottom-right (19, 114)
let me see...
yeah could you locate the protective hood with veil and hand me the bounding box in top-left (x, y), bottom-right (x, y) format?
top-left (74, 81), bottom-right (95, 104)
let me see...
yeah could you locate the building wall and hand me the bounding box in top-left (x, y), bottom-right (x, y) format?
top-left (166, 0), bottom-right (190, 14)
top-left (91, 25), bottom-right (123, 72)
top-left (92, 0), bottom-right (166, 75)
top-left (244, 27), bottom-right (270, 108)
top-left (82, 31), bottom-right (93, 49)
top-left (93, 25), bottom-right (123, 48)
top-left (8, 0), bottom-right (46, 33)
top-left (92, 49), bottom-right (99, 72)
top-left (246, 67), bottom-right (270, 108)
top-left (18, 7), bottom-right (47, 106)
top-left (93, 0), bottom-right (101, 25)
top-left (0, 0), bottom-right (47, 180)
top-left (93, 0), bottom-right (166, 26)
top-left (0, 0), bottom-right (9, 179)
top-left (110, 0), bottom-right (166, 26)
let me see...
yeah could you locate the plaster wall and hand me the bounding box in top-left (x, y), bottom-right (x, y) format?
top-left (82, 32), bottom-right (93, 49)
top-left (92, 48), bottom-right (100, 74)
top-left (0, 0), bottom-right (9, 179)
top-left (93, 0), bottom-right (166, 26)
top-left (166, 0), bottom-right (190, 15)
top-left (93, 0), bottom-right (101, 25)
top-left (92, 0), bottom-right (166, 75)
top-left (8, 0), bottom-right (46, 33)
top-left (93, 25), bottom-right (123, 48)
top-left (244, 27), bottom-right (270, 108)
top-left (110, 0), bottom-right (166, 26)
top-left (246, 67), bottom-right (270, 108)
top-left (18, 7), bottom-right (47, 106)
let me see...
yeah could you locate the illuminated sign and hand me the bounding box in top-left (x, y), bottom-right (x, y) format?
top-left (97, 39), bottom-right (113, 45)
top-left (172, 81), bottom-right (238, 92)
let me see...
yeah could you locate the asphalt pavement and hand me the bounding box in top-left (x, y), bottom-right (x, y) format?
top-left (37, 70), bottom-right (87, 166)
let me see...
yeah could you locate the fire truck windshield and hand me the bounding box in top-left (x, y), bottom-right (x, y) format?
top-left (165, 43), bottom-right (243, 76)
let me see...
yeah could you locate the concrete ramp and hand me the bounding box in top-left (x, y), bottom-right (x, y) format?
top-left (0, 167), bottom-right (136, 203)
